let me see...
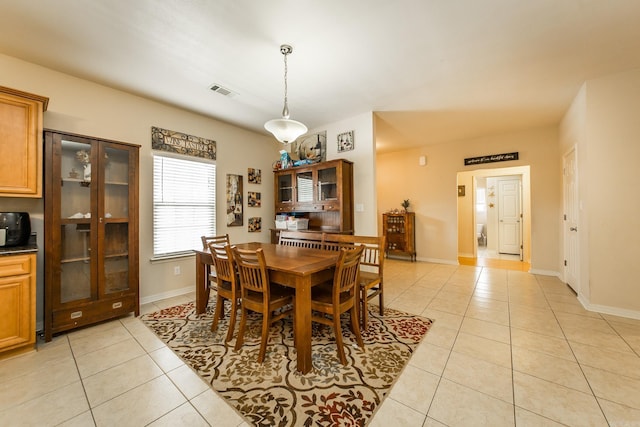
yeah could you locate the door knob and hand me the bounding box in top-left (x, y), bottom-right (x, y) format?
top-left (570, 227), bottom-right (578, 231)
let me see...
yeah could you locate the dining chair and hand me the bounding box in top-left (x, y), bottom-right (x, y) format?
top-left (231, 246), bottom-right (295, 363)
top-left (200, 234), bottom-right (230, 308)
top-left (208, 242), bottom-right (240, 342)
top-left (311, 245), bottom-right (365, 365)
top-left (278, 230), bottom-right (324, 249)
top-left (322, 233), bottom-right (385, 330)
top-left (357, 235), bottom-right (386, 330)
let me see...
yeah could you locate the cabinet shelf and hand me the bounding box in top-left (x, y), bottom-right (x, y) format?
top-left (61, 252), bottom-right (128, 264)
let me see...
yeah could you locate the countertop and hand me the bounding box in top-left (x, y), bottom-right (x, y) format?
top-left (0, 243), bottom-right (38, 256)
top-left (0, 234), bottom-right (38, 255)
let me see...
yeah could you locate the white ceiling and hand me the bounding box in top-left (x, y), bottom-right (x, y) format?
top-left (2, 1), bottom-right (640, 153)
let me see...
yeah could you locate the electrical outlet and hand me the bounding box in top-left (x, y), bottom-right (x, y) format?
top-left (174, 266), bottom-right (181, 275)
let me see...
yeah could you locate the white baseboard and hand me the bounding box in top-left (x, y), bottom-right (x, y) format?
top-left (529, 269), bottom-right (561, 277)
top-left (578, 296), bottom-right (640, 321)
top-left (140, 286), bottom-right (194, 305)
top-left (421, 257), bottom-right (459, 265)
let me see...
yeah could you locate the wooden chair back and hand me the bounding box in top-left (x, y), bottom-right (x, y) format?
top-left (207, 242), bottom-right (240, 341)
top-left (278, 230), bottom-right (324, 249)
top-left (208, 242), bottom-right (235, 285)
top-left (201, 234), bottom-right (230, 251)
top-left (333, 245), bottom-right (365, 299)
top-left (355, 235), bottom-right (385, 275)
top-left (232, 247), bottom-right (270, 295)
top-left (323, 234), bottom-right (385, 273)
top-left (322, 233), bottom-right (357, 252)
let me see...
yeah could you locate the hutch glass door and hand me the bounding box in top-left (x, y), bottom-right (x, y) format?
top-left (103, 144), bottom-right (131, 295)
top-left (59, 139), bottom-right (94, 304)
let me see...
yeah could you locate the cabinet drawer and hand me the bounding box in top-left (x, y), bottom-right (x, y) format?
top-left (0, 255), bottom-right (32, 277)
top-left (51, 295), bottom-right (137, 333)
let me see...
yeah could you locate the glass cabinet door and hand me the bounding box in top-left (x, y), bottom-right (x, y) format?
top-left (296, 170), bottom-right (314, 203)
top-left (59, 139), bottom-right (94, 304)
top-left (317, 166), bottom-right (338, 201)
top-left (277, 173), bottom-right (294, 204)
top-left (103, 145), bottom-right (131, 295)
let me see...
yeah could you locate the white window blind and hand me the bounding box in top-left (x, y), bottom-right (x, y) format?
top-left (153, 154), bottom-right (216, 257)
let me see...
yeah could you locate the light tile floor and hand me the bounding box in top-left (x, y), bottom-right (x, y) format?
top-left (2, 260), bottom-right (640, 426)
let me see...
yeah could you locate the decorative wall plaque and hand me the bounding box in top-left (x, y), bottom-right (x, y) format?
top-left (151, 126), bottom-right (216, 160)
top-left (464, 152), bottom-right (518, 166)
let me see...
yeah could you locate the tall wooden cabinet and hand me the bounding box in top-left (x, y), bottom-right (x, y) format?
top-left (383, 212), bottom-right (416, 261)
top-left (0, 86), bottom-right (48, 197)
top-left (274, 158), bottom-right (354, 232)
top-left (44, 130), bottom-right (140, 341)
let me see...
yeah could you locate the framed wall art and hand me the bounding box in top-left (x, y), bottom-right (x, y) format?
top-left (291, 131), bottom-right (326, 163)
top-left (248, 191), bottom-right (261, 207)
top-left (226, 174), bottom-right (243, 226)
top-left (248, 217), bottom-right (262, 232)
top-left (337, 130), bottom-right (354, 152)
top-left (248, 168), bottom-right (261, 184)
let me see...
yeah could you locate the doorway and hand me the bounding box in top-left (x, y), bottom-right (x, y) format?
top-left (476, 176), bottom-right (522, 260)
top-left (457, 166), bottom-right (531, 269)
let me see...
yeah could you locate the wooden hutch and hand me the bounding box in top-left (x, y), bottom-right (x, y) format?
top-left (272, 158), bottom-right (353, 242)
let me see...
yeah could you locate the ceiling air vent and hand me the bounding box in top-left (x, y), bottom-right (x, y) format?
top-left (209, 84), bottom-right (236, 97)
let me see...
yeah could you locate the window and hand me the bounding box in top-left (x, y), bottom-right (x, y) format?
top-left (153, 154), bottom-right (216, 258)
top-left (476, 188), bottom-right (486, 212)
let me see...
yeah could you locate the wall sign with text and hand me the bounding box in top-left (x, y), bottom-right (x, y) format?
top-left (464, 152), bottom-right (518, 166)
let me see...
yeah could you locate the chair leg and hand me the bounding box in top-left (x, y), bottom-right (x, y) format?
top-left (211, 295), bottom-right (224, 332)
top-left (234, 307), bottom-right (247, 352)
top-left (333, 315), bottom-right (347, 365)
top-left (361, 288), bottom-right (369, 330)
top-left (204, 285), bottom-right (211, 308)
top-left (258, 312), bottom-right (271, 363)
top-left (378, 286), bottom-right (384, 316)
top-left (350, 306), bottom-right (364, 348)
top-left (225, 299), bottom-right (238, 342)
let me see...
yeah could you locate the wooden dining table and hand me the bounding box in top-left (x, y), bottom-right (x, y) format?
top-left (194, 242), bottom-right (339, 374)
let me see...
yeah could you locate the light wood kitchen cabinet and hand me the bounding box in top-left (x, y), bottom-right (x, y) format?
top-left (383, 212), bottom-right (416, 261)
top-left (44, 130), bottom-right (140, 341)
top-left (0, 86), bottom-right (49, 197)
top-left (274, 159), bottom-right (354, 232)
top-left (0, 253), bottom-right (37, 358)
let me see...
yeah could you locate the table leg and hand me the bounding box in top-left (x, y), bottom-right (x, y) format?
top-left (294, 275), bottom-right (313, 374)
top-left (195, 252), bottom-right (207, 315)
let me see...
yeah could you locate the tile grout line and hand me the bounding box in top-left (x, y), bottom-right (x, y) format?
top-left (65, 334), bottom-right (99, 427)
top-left (535, 274), bottom-right (613, 427)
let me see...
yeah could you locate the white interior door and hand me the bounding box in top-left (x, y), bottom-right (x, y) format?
top-left (498, 178), bottom-right (522, 255)
top-left (563, 148), bottom-right (579, 292)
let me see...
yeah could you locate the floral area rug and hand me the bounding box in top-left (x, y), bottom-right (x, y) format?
top-left (141, 301), bottom-right (433, 426)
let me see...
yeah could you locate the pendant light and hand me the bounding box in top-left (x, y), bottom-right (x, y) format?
top-left (264, 44), bottom-right (308, 144)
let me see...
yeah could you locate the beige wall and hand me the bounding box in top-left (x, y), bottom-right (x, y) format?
top-left (306, 112), bottom-right (377, 236)
top-left (561, 69), bottom-right (640, 316)
top-left (376, 126), bottom-right (561, 272)
top-left (0, 53), bottom-right (280, 327)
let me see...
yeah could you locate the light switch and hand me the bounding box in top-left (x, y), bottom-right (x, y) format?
top-left (355, 203), bottom-right (364, 212)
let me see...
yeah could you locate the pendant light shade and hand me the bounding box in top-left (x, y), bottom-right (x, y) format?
top-left (264, 118), bottom-right (307, 144)
top-left (264, 44), bottom-right (307, 144)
